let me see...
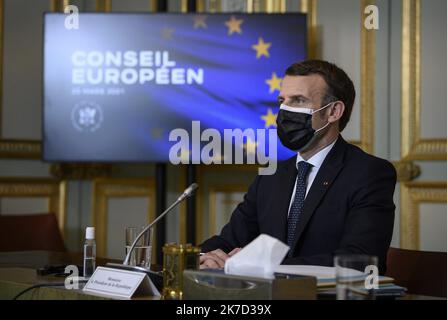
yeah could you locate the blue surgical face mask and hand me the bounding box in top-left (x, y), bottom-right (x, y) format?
top-left (276, 102), bottom-right (333, 151)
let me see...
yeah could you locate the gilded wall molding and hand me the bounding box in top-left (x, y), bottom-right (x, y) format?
top-left (50, 163), bottom-right (114, 180)
top-left (205, 0), bottom-right (222, 13)
top-left (358, 0), bottom-right (376, 154)
top-left (0, 139), bottom-right (41, 158)
top-left (0, 178), bottom-right (67, 236)
top-left (400, 182), bottom-right (447, 250)
top-left (196, 0), bottom-right (206, 13)
top-left (196, 162), bottom-right (256, 243)
top-left (266, 0), bottom-right (286, 13)
top-left (51, 0), bottom-right (70, 12)
top-left (300, 0), bottom-right (317, 59)
top-left (401, 0), bottom-right (447, 160)
top-left (96, 0), bottom-right (112, 12)
top-left (401, 0), bottom-right (420, 160)
top-left (92, 179), bottom-right (156, 259)
top-left (392, 160), bottom-right (421, 182)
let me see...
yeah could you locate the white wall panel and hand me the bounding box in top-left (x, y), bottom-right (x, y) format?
top-left (2, 0), bottom-right (49, 139)
top-left (0, 197), bottom-right (48, 215)
top-left (420, 203), bottom-right (447, 252)
top-left (420, 0), bottom-right (447, 139)
top-left (318, 0), bottom-right (361, 141)
top-left (106, 197), bottom-right (149, 259)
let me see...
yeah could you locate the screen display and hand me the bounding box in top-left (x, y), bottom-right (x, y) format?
top-left (43, 13), bottom-right (307, 162)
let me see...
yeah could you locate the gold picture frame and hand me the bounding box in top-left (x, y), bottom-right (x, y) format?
top-left (91, 178), bottom-right (156, 259)
top-left (0, 177), bottom-right (67, 236)
top-left (208, 185), bottom-right (247, 237)
top-left (401, 0), bottom-right (447, 160)
top-left (400, 182), bottom-right (447, 250)
top-left (196, 164), bottom-right (257, 243)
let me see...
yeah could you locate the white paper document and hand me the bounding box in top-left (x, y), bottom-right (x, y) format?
top-left (274, 265), bottom-right (337, 280)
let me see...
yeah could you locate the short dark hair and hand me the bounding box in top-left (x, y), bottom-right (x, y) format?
top-left (285, 59), bottom-right (356, 132)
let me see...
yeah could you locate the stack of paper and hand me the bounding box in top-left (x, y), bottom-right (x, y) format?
top-left (274, 265), bottom-right (400, 293)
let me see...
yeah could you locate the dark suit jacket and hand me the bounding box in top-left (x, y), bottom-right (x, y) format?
top-left (200, 136), bottom-right (397, 274)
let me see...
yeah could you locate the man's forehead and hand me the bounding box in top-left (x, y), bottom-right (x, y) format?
top-left (280, 74), bottom-right (327, 98)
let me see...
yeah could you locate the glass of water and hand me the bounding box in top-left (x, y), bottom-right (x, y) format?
top-left (125, 226), bottom-right (153, 269)
top-left (335, 254), bottom-right (379, 300)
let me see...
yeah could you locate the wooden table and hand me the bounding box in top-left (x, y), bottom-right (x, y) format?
top-left (0, 251), bottom-right (444, 300)
top-left (0, 251), bottom-right (159, 300)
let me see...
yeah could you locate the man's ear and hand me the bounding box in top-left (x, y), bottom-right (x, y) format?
top-left (327, 101), bottom-right (345, 124)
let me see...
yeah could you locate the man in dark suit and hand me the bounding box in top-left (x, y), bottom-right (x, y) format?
top-left (200, 59), bottom-right (396, 274)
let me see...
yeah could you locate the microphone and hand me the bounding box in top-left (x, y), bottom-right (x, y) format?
top-left (178, 183), bottom-right (198, 202)
top-left (106, 183), bottom-right (198, 279)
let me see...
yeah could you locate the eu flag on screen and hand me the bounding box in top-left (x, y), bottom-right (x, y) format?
top-left (43, 13), bottom-right (307, 162)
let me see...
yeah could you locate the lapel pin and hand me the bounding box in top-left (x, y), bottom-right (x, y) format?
top-left (323, 181), bottom-right (329, 186)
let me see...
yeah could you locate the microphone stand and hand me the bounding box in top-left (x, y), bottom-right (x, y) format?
top-left (106, 184), bottom-right (198, 280)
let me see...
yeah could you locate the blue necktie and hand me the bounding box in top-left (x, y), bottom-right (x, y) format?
top-left (287, 161), bottom-right (313, 249)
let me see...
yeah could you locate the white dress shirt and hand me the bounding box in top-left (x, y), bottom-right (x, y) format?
top-left (288, 138), bottom-right (338, 215)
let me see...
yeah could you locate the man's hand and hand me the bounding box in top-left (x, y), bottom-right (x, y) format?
top-left (199, 248), bottom-right (242, 269)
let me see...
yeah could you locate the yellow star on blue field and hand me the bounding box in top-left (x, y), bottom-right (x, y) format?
top-left (252, 38), bottom-right (272, 59)
top-left (266, 72), bottom-right (282, 94)
top-left (225, 15), bottom-right (243, 35)
top-left (261, 109), bottom-right (277, 128)
top-left (193, 15), bottom-right (207, 29)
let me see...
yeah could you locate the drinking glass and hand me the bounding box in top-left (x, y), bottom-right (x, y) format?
top-left (125, 226), bottom-right (153, 269)
top-left (335, 254), bottom-right (379, 300)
